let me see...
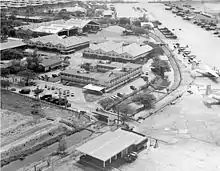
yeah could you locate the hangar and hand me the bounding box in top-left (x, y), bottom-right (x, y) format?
top-left (76, 128), bottom-right (148, 168)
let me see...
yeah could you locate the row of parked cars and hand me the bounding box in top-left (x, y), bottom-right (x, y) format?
top-left (158, 27), bottom-right (177, 39)
top-left (40, 94), bottom-right (71, 107)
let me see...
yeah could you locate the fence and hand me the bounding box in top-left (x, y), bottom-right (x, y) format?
top-left (1, 89), bottom-right (92, 122)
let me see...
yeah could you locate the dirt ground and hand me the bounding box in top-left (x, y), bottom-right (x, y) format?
top-left (0, 109), bottom-right (33, 131)
top-left (1, 90), bottom-right (91, 127)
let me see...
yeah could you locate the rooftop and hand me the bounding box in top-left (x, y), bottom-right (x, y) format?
top-left (32, 24), bottom-right (76, 34)
top-left (85, 40), bottom-right (153, 58)
top-left (0, 39), bottom-right (26, 51)
top-left (76, 128), bottom-right (146, 162)
top-left (17, 19), bottom-right (100, 31)
top-left (40, 58), bottom-right (62, 67)
top-left (61, 62), bottom-right (141, 86)
top-left (28, 34), bottom-right (89, 48)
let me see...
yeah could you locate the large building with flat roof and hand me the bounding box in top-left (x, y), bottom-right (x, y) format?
top-left (77, 128), bottom-right (147, 169)
top-left (26, 34), bottom-right (89, 54)
top-left (60, 62), bottom-right (142, 93)
top-left (83, 41), bottom-right (153, 63)
top-left (17, 18), bottom-right (100, 36)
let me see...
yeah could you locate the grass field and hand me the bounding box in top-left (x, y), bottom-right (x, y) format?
top-left (1, 90), bottom-right (91, 128)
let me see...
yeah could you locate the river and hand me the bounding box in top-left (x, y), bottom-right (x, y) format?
top-left (1, 130), bottom-right (92, 171)
top-left (115, 2), bottom-right (220, 68)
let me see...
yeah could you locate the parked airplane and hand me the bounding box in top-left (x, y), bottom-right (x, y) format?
top-left (191, 64), bottom-right (220, 78)
top-left (203, 85), bottom-right (220, 107)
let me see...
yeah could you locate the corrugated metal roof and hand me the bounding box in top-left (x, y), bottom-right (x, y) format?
top-left (40, 58), bottom-right (62, 67)
top-left (18, 19), bottom-right (100, 31)
top-left (76, 128), bottom-right (146, 161)
top-left (28, 34), bottom-right (89, 48)
top-left (87, 41), bottom-right (152, 58)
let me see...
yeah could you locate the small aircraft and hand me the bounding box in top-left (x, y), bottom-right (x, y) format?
top-left (191, 64), bottom-right (220, 78)
top-left (203, 84), bottom-right (220, 107)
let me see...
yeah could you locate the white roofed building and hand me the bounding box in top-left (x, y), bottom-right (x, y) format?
top-left (26, 34), bottom-right (89, 54)
top-left (83, 40), bottom-right (153, 63)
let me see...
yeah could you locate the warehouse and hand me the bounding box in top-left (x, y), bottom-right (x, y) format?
top-left (17, 18), bottom-right (100, 35)
top-left (32, 24), bottom-right (78, 37)
top-left (60, 62), bottom-right (142, 92)
top-left (77, 128), bottom-right (148, 169)
top-left (26, 34), bottom-right (89, 54)
top-left (83, 41), bottom-right (153, 63)
top-left (39, 58), bottom-right (67, 72)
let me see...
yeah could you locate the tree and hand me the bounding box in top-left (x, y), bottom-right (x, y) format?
top-left (132, 93), bottom-right (156, 109)
top-left (87, 9), bottom-right (95, 17)
top-left (1, 26), bottom-right (8, 36)
top-left (133, 20), bottom-right (141, 27)
top-left (151, 58), bottom-right (171, 78)
top-left (98, 98), bottom-right (115, 110)
top-left (1, 80), bottom-right (11, 90)
top-left (132, 27), bottom-right (146, 35)
top-left (18, 69), bottom-right (36, 86)
top-left (1, 49), bottom-right (23, 60)
top-left (117, 102), bottom-right (134, 115)
top-left (119, 17), bottom-right (130, 25)
top-left (1, 68), bottom-right (10, 77)
top-left (57, 136), bottom-right (67, 155)
top-left (33, 87), bottom-right (44, 99)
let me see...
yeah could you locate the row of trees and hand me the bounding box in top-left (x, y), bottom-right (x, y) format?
top-left (1, 49), bottom-right (23, 60)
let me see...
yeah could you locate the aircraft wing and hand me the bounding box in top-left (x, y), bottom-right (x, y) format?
top-left (204, 65), bottom-right (219, 77)
top-left (212, 95), bottom-right (220, 101)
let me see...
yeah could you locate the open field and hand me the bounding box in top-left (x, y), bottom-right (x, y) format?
top-left (1, 90), bottom-right (91, 127)
top-left (0, 109), bottom-right (33, 131)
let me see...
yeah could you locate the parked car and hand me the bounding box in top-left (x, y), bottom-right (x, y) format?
top-left (66, 103), bottom-right (71, 107)
top-left (117, 92), bottom-right (123, 98)
top-left (52, 74), bottom-right (58, 77)
top-left (130, 85), bottom-right (137, 91)
top-left (10, 88), bottom-right (16, 91)
top-left (19, 88), bottom-right (30, 94)
top-left (40, 94), bottom-right (52, 100)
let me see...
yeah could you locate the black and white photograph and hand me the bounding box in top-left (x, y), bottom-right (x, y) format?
top-left (0, 0), bottom-right (220, 170)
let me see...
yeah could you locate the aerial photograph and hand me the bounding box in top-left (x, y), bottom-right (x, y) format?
top-left (0, 0), bottom-right (220, 170)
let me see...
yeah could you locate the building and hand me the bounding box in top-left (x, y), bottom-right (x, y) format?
top-left (17, 18), bottom-right (100, 35)
top-left (32, 24), bottom-right (78, 36)
top-left (76, 128), bottom-right (148, 169)
top-left (60, 62), bottom-right (142, 93)
top-left (0, 60), bottom-right (13, 69)
top-left (0, 38), bottom-right (26, 51)
top-left (13, 15), bottom-right (44, 23)
top-left (83, 41), bottom-right (153, 63)
top-left (2, 0), bottom-right (71, 8)
top-left (26, 34), bottom-right (89, 54)
top-left (39, 58), bottom-right (66, 72)
top-left (103, 10), bottom-right (114, 18)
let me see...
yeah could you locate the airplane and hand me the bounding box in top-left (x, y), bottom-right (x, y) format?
top-left (191, 64), bottom-right (220, 79)
top-left (203, 84), bottom-right (220, 107)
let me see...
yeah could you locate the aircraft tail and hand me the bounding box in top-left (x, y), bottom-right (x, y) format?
top-left (205, 84), bottom-right (212, 96)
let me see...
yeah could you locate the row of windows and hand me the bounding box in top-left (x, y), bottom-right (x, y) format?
top-left (28, 42), bottom-right (66, 50)
top-left (61, 73), bottom-right (95, 81)
top-left (84, 51), bottom-right (135, 59)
